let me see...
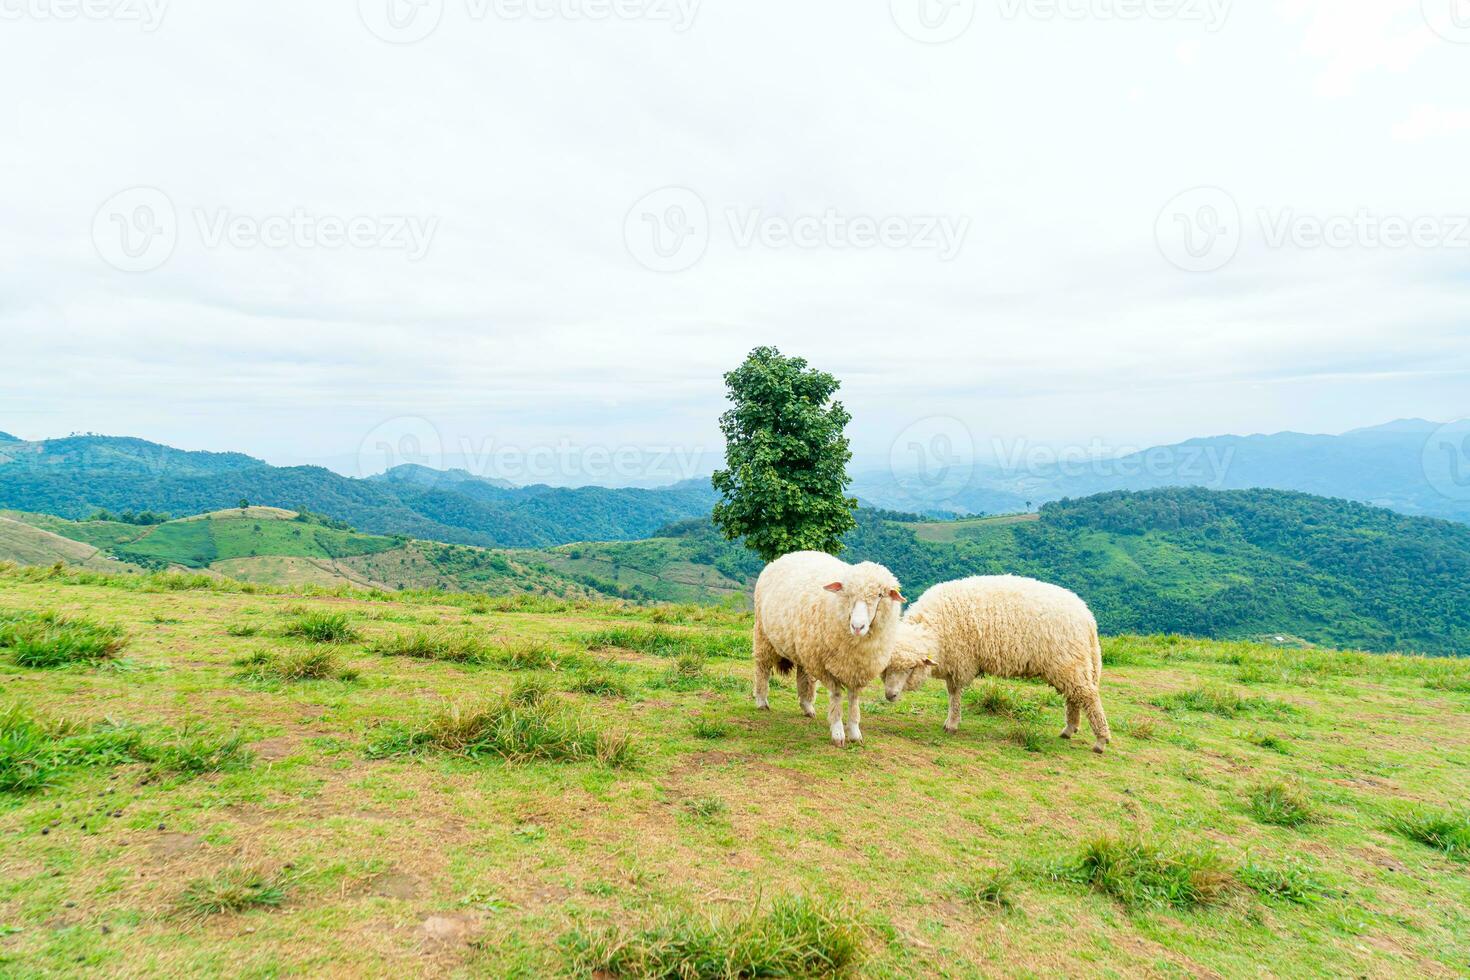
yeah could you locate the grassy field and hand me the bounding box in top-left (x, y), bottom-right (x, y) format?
top-left (2, 564), bottom-right (1469, 977)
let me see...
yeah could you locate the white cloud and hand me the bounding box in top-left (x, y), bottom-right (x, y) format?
top-left (0, 0), bottom-right (1466, 478)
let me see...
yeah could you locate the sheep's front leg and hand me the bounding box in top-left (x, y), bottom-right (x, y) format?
top-left (944, 677), bottom-right (963, 734)
top-left (826, 684), bottom-right (847, 747)
top-left (796, 668), bottom-right (817, 718)
top-left (845, 689), bottom-right (862, 744)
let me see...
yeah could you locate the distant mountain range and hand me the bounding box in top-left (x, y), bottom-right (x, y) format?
top-left (0, 435), bottom-right (717, 548)
top-left (851, 419), bottom-right (1470, 525)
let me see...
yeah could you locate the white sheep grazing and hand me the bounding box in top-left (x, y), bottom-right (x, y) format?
top-left (752, 551), bottom-right (906, 747)
top-left (881, 575), bottom-right (1112, 753)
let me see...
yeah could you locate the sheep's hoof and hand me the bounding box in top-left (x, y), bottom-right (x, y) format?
top-left (845, 726), bottom-right (862, 743)
top-left (754, 701), bottom-right (770, 711)
top-left (1092, 744), bottom-right (1106, 755)
top-left (943, 724), bottom-right (959, 735)
top-left (800, 703), bottom-right (816, 718)
top-left (1059, 730), bottom-right (1074, 740)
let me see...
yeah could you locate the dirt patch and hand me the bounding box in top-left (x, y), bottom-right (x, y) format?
top-left (370, 871), bottom-right (423, 900)
top-left (418, 913), bottom-right (480, 945)
top-left (251, 736), bottom-right (300, 761)
top-left (149, 832), bottom-right (205, 859)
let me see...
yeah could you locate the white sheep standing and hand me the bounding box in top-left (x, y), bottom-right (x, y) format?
top-left (752, 551), bottom-right (906, 747)
top-left (881, 575), bottom-right (1112, 753)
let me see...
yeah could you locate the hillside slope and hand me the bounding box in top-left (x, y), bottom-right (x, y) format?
top-left (556, 489), bottom-right (1470, 655)
top-left (1, 566), bottom-right (1467, 975)
top-left (0, 435), bottom-right (718, 547)
top-left (0, 510), bottom-right (600, 600)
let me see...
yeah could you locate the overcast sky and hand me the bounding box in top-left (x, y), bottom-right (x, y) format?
top-left (2, 0), bottom-right (1467, 483)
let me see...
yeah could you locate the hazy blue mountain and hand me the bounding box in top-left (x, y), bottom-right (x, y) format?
top-left (854, 420), bottom-right (1470, 524)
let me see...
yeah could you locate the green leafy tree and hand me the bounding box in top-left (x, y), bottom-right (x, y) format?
top-left (711, 347), bottom-right (857, 562)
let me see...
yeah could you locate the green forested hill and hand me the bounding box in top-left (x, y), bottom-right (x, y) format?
top-left (0, 435), bottom-right (717, 547)
top-left (558, 488), bottom-right (1470, 656)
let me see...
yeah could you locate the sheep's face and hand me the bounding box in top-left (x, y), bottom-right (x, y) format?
top-left (882, 628), bottom-right (937, 701)
top-left (823, 571), bottom-right (904, 639)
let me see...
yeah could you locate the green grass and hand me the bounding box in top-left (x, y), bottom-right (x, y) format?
top-left (1386, 808), bottom-right (1470, 860)
top-left (0, 705), bottom-right (250, 794)
top-left (581, 624), bottom-right (747, 660)
top-left (1247, 780), bottom-right (1316, 827)
top-left (177, 868), bottom-right (289, 919)
top-left (279, 610), bottom-right (359, 644)
top-left (561, 896), bottom-right (868, 978)
top-left (965, 680), bottom-right (1057, 723)
top-left (1154, 683), bottom-right (1296, 718)
top-left (1055, 836), bottom-right (1234, 910)
top-left (690, 717), bottom-right (731, 740)
top-left (0, 609), bottom-right (128, 668)
top-left (366, 696), bottom-right (635, 768)
top-left (236, 649), bottom-right (360, 683)
top-left (489, 638), bottom-right (592, 672)
top-left (1238, 856), bottom-right (1331, 906)
top-left (368, 628), bottom-right (489, 663)
top-left (956, 869), bottom-right (1014, 911)
top-left (565, 671), bottom-right (633, 698)
top-left (1, 563), bottom-right (1467, 976)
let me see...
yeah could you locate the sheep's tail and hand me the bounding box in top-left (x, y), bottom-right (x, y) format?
top-left (773, 657), bottom-right (795, 677)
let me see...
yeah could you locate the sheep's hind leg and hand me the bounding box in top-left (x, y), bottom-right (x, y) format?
top-left (796, 668), bottom-right (817, 718)
top-left (752, 660), bottom-right (771, 710)
top-left (1061, 698), bottom-right (1081, 740)
top-left (826, 684), bottom-right (847, 747)
top-left (1084, 691), bottom-right (1111, 754)
top-left (845, 689), bottom-right (862, 743)
top-left (751, 622), bottom-right (773, 710)
top-left (944, 677), bottom-right (963, 734)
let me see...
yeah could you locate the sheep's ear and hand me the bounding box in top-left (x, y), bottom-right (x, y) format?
top-left (922, 658), bottom-right (938, 667)
top-left (888, 589), bottom-right (906, 603)
top-left (823, 582), bottom-right (844, 593)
